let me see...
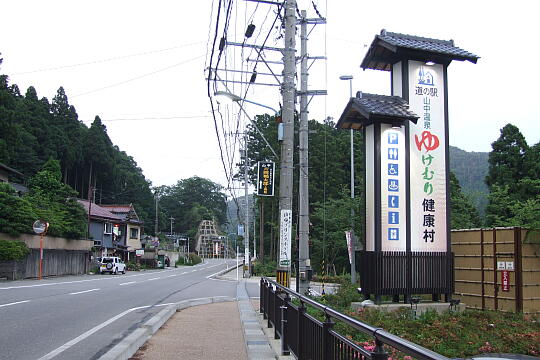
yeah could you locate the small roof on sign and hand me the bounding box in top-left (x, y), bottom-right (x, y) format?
top-left (336, 92), bottom-right (419, 130)
top-left (361, 29), bottom-right (479, 71)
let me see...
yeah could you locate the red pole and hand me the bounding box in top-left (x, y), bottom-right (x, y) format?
top-left (39, 233), bottom-right (43, 280)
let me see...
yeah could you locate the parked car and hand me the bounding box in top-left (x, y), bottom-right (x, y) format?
top-left (99, 257), bottom-right (126, 275)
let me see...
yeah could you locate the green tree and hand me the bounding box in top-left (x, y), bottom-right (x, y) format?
top-left (25, 158), bottom-right (86, 238)
top-left (485, 124), bottom-right (528, 192)
top-left (0, 183), bottom-right (37, 236)
top-left (449, 172), bottom-right (481, 229)
top-left (158, 176), bottom-right (227, 236)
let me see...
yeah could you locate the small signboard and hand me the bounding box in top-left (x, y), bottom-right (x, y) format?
top-left (506, 261), bottom-right (514, 271)
top-left (279, 209), bottom-right (292, 267)
top-left (256, 161), bottom-right (275, 196)
top-left (136, 249), bottom-right (144, 257)
top-left (501, 270), bottom-right (510, 292)
top-left (345, 231), bottom-right (353, 264)
top-left (497, 261), bottom-right (506, 270)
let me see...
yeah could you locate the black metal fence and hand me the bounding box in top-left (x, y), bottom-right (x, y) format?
top-left (260, 277), bottom-right (450, 360)
top-left (358, 251), bottom-right (454, 298)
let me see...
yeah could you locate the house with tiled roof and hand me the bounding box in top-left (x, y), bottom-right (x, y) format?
top-left (78, 200), bottom-right (126, 258)
top-left (100, 204), bottom-right (143, 259)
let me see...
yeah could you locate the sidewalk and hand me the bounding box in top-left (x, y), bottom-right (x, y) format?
top-left (125, 269), bottom-right (288, 360)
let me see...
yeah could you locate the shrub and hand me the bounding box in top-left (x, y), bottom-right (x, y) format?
top-left (127, 261), bottom-right (142, 271)
top-left (176, 253), bottom-right (202, 266)
top-left (0, 240), bottom-right (30, 261)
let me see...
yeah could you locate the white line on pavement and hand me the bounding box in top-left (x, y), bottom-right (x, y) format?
top-left (119, 281), bottom-right (136, 286)
top-left (36, 302), bottom-right (176, 360)
top-left (0, 300), bottom-right (30, 308)
top-left (146, 277), bottom-right (159, 281)
top-left (69, 289), bottom-right (100, 295)
top-left (0, 269), bottom-right (179, 291)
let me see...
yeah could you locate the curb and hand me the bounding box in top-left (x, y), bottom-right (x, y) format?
top-left (97, 296), bottom-right (236, 360)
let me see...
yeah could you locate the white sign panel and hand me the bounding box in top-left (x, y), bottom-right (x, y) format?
top-left (506, 261), bottom-right (514, 271)
top-left (245, 248), bottom-right (250, 265)
top-left (408, 60), bottom-right (447, 252)
top-left (345, 231), bottom-right (353, 264)
top-left (380, 125), bottom-right (407, 251)
top-left (497, 261), bottom-right (506, 270)
top-left (136, 249), bottom-right (144, 257)
top-left (279, 209), bottom-right (292, 266)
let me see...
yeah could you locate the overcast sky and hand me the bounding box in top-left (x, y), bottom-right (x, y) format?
top-left (2, 0), bottom-right (538, 190)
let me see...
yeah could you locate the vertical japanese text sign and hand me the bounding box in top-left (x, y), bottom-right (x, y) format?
top-left (257, 161), bottom-right (275, 196)
top-left (408, 61), bottom-right (447, 252)
top-left (279, 209), bottom-right (292, 267)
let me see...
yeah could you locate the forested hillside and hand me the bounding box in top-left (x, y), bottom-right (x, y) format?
top-left (449, 145), bottom-right (489, 216)
top-left (0, 73), bottom-right (155, 227)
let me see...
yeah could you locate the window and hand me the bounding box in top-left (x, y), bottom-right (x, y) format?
top-left (130, 228), bottom-right (139, 239)
top-left (104, 222), bottom-right (112, 234)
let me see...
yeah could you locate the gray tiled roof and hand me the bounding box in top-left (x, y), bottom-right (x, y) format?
top-left (379, 30), bottom-right (479, 59)
top-left (336, 93), bottom-right (418, 130)
top-left (352, 93), bottom-right (418, 120)
top-left (361, 29), bottom-right (479, 71)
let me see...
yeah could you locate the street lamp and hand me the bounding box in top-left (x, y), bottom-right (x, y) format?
top-left (214, 90), bottom-right (280, 275)
top-left (339, 74), bottom-right (357, 284)
top-left (214, 90), bottom-right (279, 159)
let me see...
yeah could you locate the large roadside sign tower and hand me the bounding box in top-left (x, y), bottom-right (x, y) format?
top-left (337, 30), bottom-right (478, 302)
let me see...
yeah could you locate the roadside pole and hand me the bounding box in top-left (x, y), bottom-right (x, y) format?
top-left (276, 0), bottom-right (296, 288)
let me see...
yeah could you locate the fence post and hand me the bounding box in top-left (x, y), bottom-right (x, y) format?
top-left (322, 313), bottom-right (335, 360)
top-left (268, 285), bottom-right (273, 329)
top-left (297, 301), bottom-right (306, 360)
top-left (281, 293), bottom-right (290, 355)
top-left (260, 278), bottom-right (264, 314)
top-left (371, 338), bottom-right (389, 360)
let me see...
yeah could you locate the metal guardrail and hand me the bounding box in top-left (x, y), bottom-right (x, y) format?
top-left (260, 277), bottom-right (450, 360)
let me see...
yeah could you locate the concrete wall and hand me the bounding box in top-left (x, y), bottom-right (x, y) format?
top-left (0, 232), bottom-right (93, 251)
top-left (0, 232), bottom-right (92, 280)
top-left (159, 250), bottom-right (180, 264)
top-left (452, 227), bottom-right (540, 314)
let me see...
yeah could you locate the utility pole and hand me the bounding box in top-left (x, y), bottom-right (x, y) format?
top-left (243, 133), bottom-right (250, 277)
top-left (154, 193), bottom-right (159, 236)
top-left (169, 217), bottom-right (175, 236)
top-left (277, 0), bottom-right (296, 287)
top-left (340, 74), bottom-right (357, 284)
top-left (298, 10), bottom-right (310, 295)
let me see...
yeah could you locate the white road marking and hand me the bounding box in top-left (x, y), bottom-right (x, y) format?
top-left (0, 300), bottom-right (30, 308)
top-left (166, 274), bottom-right (177, 278)
top-left (36, 302), bottom-right (176, 360)
top-left (146, 277), bottom-right (159, 281)
top-left (119, 281), bottom-right (136, 286)
top-left (69, 288), bottom-right (99, 295)
top-left (0, 269), bottom-right (181, 291)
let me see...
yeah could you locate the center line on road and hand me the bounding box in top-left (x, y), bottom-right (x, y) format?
top-left (146, 277), bottom-right (159, 281)
top-left (69, 288), bottom-right (99, 295)
top-left (0, 300), bottom-right (30, 308)
top-left (119, 281), bottom-right (136, 286)
top-left (166, 274), bottom-right (177, 278)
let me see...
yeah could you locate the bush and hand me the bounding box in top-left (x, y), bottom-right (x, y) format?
top-left (176, 253), bottom-right (202, 266)
top-left (0, 240), bottom-right (30, 261)
top-left (127, 261), bottom-right (142, 271)
top-left (253, 258), bottom-right (277, 277)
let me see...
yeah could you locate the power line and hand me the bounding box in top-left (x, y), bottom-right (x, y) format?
top-left (72, 54), bottom-right (205, 98)
top-left (81, 115), bottom-right (211, 122)
top-left (12, 41), bottom-right (206, 75)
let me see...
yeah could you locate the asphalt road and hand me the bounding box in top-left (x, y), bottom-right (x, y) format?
top-left (0, 259), bottom-right (240, 360)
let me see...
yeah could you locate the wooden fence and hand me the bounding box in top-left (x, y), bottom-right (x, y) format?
top-left (452, 227), bottom-right (540, 313)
